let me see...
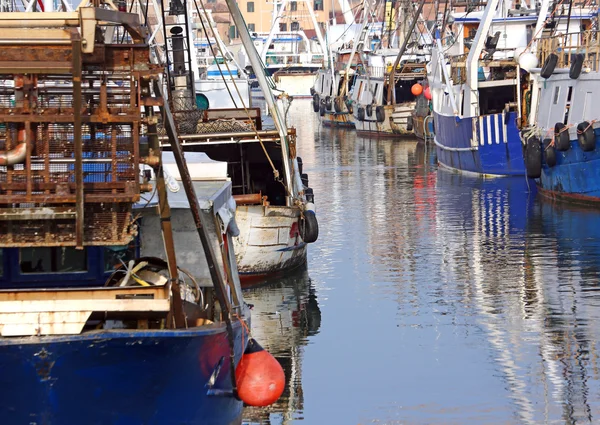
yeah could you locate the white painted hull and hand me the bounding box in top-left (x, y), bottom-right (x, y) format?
top-left (234, 204), bottom-right (307, 279)
top-left (354, 103), bottom-right (415, 137)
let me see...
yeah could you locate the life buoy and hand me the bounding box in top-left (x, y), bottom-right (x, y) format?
top-left (577, 121), bottom-right (596, 152)
top-left (540, 53), bottom-right (558, 79)
top-left (570, 54), bottom-right (584, 79)
top-left (366, 104), bottom-right (373, 117)
top-left (357, 107), bottom-right (365, 121)
top-left (312, 94), bottom-right (320, 112)
top-left (543, 138), bottom-right (557, 167)
top-left (375, 106), bottom-right (385, 123)
top-left (554, 122), bottom-right (571, 151)
top-left (334, 97), bottom-right (343, 113)
top-left (406, 116), bottom-right (413, 132)
top-left (301, 210), bottom-right (319, 244)
top-left (526, 136), bottom-right (542, 178)
top-left (325, 96), bottom-right (332, 111)
top-left (319, 103), bottom-right (325, 117)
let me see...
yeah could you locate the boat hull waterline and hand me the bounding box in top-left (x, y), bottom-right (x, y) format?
top-left (234, 205), bottom-right (307, 281)
top-left (537, 127), bottom-right (600, 204)
top-left (433, 111), bottom-right (526, 176)
top-left (0, 324), bottom-right (247, 425)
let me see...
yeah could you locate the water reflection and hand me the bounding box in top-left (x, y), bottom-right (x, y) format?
top-left (242, 100), bottom-right (600, 424)
top-left (242, 267), bottom-right (321, 424)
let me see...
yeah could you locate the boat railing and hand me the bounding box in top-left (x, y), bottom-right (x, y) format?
top-left (538, 30), bottom-right (600, 71)
top-left (448, 53), bottom-right (517, 85)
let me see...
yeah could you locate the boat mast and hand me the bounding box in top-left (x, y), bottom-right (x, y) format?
top-left (341, 0), bottom-right (370, 96)
top-left (387, 0), bottom-right (425, 105)
top-left (225, 0), bottom-right (296, 204)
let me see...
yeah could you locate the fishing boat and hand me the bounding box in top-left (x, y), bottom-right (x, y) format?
top-left (410, 79), bottom-right (434, 141)
top-left (312, 68), bottom-right (356, 127)
top-left (428, 0), bottom-right (534, 175)
top-left (249, 0), bottom-right (328, 98)
top-left (310, 0), bottom-right (373, 128)
top-left (156, 0), bottom-right (319, 281)
top-left (349, 0), bottom-right (430, 138)
top-left (522, 20), bottom-right (600, 204)
top-left (0, 5), bottom-right (282, 423)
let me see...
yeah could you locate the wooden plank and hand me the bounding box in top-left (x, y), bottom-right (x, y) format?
top-left (0, 207), bottom-right (76, 221)
top-left (0, 299), bottom-right (170, 313)
top-left (0, 286), bottom-right (169, 301)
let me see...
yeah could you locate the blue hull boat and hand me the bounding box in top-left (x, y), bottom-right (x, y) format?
top-left (537, 128), bottom-right (600, 205)
top-left (0, 325), bottom-right (246, 425)
top-left (434, 111), bottom-right (526, 176)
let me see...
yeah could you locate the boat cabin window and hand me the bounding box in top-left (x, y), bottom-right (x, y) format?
top-left (564, 86), bottom-right (573, 124)
top-left (20, 247), bottom-right (87, 274)
top-left (553, 86), bottom-right (560, 105)
top-left (478, 86), bottom-right (516, 115)
top-left (394, 80), bottom-right (419, 103)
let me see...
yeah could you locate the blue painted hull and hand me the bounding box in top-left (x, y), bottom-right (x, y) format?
top-left (537, 128), bottom-right (600, 204)
top-left (0, 324), bottom-right (246, 425)
top-left (434, 111), bottom-right (526, 176)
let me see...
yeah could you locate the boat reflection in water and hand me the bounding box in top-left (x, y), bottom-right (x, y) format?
top-left (435, 169), bottom-right (600, 424)
top-left (242, 267), bottom-right (321, 424)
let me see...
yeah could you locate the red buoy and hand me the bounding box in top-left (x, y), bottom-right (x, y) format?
top-left (424, 86), bottom-right (432, 100)
top-left (411, 83), bottom-right (423, 96)
top-left (236, 338), bottom-right (285, 407)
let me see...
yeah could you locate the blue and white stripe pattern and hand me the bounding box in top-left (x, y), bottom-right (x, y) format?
top-left (477, 113), bottom-right (508, 146)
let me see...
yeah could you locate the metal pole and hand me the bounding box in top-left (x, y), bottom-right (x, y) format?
top-left (225, 0), bottom-right (295, 204)
top-left (155, 80), bottom-right (239, 393)
top-left (387, 0), bottom-right (425, 105)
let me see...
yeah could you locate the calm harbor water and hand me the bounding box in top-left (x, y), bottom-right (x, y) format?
top-left (242, 100), bottom-right (600, 424)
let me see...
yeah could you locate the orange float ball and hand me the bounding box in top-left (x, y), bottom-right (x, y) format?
top-left (236, 338), bottom-right (285, 407)
top-left (424, 86), bottom-right (432, 100)
top-left (411, 83), bottom-right (423, 96)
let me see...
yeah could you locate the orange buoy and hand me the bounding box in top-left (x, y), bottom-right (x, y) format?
top-left (411, 83), bottom-right (423, 96)
top-left (236, 338), bottom-right (285, 407)
top-left (424, 86), bottom-right (432, 100)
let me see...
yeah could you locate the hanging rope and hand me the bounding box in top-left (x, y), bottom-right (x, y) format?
top-left (193, 0), bottom-right (287, 188)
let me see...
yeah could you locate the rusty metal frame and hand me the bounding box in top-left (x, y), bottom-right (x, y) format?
top-left (0, 7), bottom-right (161, 248)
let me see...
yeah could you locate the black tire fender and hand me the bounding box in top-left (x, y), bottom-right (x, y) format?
top-left (312, 94), bottom-right (320, 112)
top-left (301, 210), bottom-right (319, 244)
top-left (554, 122), bottom-right (571, 151)
top-left (543, 138), bottom-right (557, 167)
top-left (570, 54), bottom-right (584, 79)
top-left (375, 106), bottom-right (385, 123)
top-left (541, 53), bottom-right (558, 79)
top-left (297, 156), bottom-right (303, 175)
top-left (304, 187), bottom-right (314, 203)
top-left (366, 104), bottom-right (373, 117)
top-left (357, 107), bottom-right (365, 121)
top-left (325, 96), bottom-right (332, 111)
top-left (577, 121), bottom-right (596, 152)
top-left (319, 103), bottom-right (325, 117)
top-left (334, 97), bottom-right (343, 113)
top-left (526, 136), bottom-right (542, 178)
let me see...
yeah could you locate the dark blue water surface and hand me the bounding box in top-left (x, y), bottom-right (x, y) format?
top-left (243, 100), bottom-right (600, 425)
